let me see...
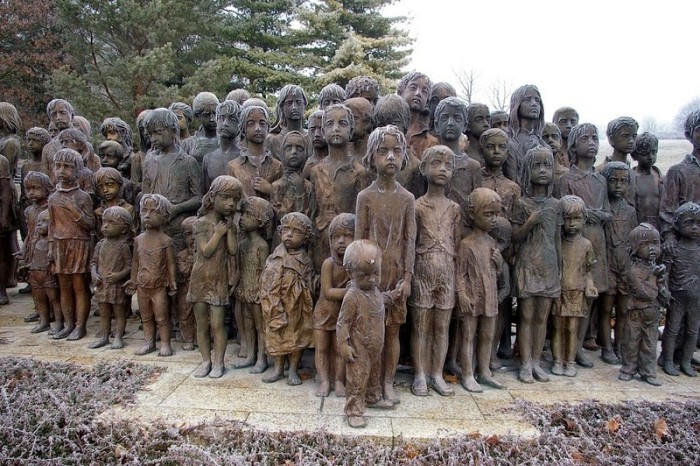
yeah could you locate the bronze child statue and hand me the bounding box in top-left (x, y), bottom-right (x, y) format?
top-left (314, 213), bottom-right (355, 397)
top-left (456, 187), bottom-right (506, 392)
top-left (126, 194), bottom-right (177, 357)
top-left (620, 223), bottom-right (669, 386)
top-left (260, 212), bottom-right (315, 385)
top-left (188, 176), bottom-right (242, 378)
top-left (337, 239), bottom-right (394, 428)
top-left (89, 206), bottom-right (133, 349)
top-left (552, 195), bottom-right (597, 377)
top-left (410, 145), bottom-right (461, 397)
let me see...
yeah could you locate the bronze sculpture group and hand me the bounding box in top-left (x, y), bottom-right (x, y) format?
top-left (2, 73), bottom-right (700, 429)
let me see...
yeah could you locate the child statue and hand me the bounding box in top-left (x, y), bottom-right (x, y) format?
top-left (397, 72), bottom-right (438, 162)
top-left (410, 146), bottom-right (461, 397)
top-left (260, 212), bottom-right (315, 385)
top-left (309, 104), bottom-right (369, 273)
top-left (552, 106), bottom-right (579, 167)
top-left (97, 141), bottom-right (135, 204)
top-left (490, 110), bottom-right (508, 131)
top-left (337, 239), bottom-right (395, 428)
top-left (435, 97), bottom-right (482, 230)
top-left (93, 167), bottom-right (136, 239)
top-left (465, 103), bottom-right (491, 166)
top-left (620, 223), bottom-right (669, 386)
top-left (175, 217), bottom-right (197, 351)
top-left (169, 102), bottom-right (197, 156)
top-left (355, 125), bottom-right (416, 404)
top-left (227, 105), bottom-right (282, 201)
top-left (315, 213), bottom-right (354, 397)
top-left (661, 202), bottom-right (700, 377)
top-left (191, 92), bottom-right (221, 167)
top-left (235, 197), bottom-right (274, 373)
top-left (661, 110), bottom-right (700, 249)
top-left (21, 210), bottom-right (61, 332)
top-left (89, 206), bottom-right (132, 349)
top-left (631, 132), bottom-right (663, 230)
top-left (126, 194), bottom-right (177, 356)
top-left (559, 123), bottom-right (612, 368)
top-left (48, 149), bottom-right (95, 339)
top-left (302, 110), bottom-right (327, 180)
top-left (456, 187), bottom-right (506, 392)
top-left (267, 85), bottom-right (308, 160)
top-left (599, 116), bottom-right (639, 206)
top-left (600, 162), bottom-right (638, 365)
top-left (504, 85), bottom-right (546, 181)
top-left (318, 83), bottom-right (346, 109)
top-left (142, 108), bottom-right (203, 253)
top-left (345, 97), bottom-right (375, 165)
top-left (99, 117), bottom-right (134, 180)
top-left (202, 100), bottom-right (242, 192)
top-left (552, 195), bottom-right (597, 377)
top-left (345, 76), bottom-right (380, 108)
top-left (512, 146), bottom-right (561, 383)
top-left (188, 176), bottom-right (242, 378)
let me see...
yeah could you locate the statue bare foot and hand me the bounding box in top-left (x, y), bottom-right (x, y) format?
top-left (250, 361), bottom-right (268, 374)
top-left (287, 371), bottom-right (302, 386)
top-left (209, 364), bottom-right (225, 378)
top-left (411, 375), bottom-right (429, 396)
top-left (532, 364), bottom-right (550, 382)
top-left (461, 376), bottom-right (483, 393)
top-left (89, 338), bottom-right (109, 349)
top-left (478, 373), bottom-right (506, 390)
top-left (135, 344), bottom-right (156, 356)
top-left (111, 337), bottom-right (124, 349)
top-left (262, 371), bottom-right (285, 383)
top-left (54, 325), bottom-right (74, 340)
top-left (233, 356), bottom-right (255, 369)
top-left (315, 380), bottom-right (331, 397)
top-left (67, 327), bottom-right (86, 341)
top-left (334, 381), bottom-right (346, 397)
top-left (194, 361), bottom-right (212, 378)
top-left (31, 323), bottom-right (50, 334)
top-left (384, 383), bottom-right (400, 404)
top-left (158, 344), bottom-right (174, 357)
top-left (430, 375), bottom-right (455, 396)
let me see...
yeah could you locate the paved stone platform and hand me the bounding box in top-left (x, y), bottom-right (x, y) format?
top-left (1, 286), bottom-right (698, 441)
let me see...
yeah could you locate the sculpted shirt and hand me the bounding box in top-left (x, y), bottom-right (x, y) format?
top-left (142, 148), bottom-right (202, 205)
top-left (661, 154), bottom-right (700, 236)
top-left (227, 149), bottom-right (282, 200)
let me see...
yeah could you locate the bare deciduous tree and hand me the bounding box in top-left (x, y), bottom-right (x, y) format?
top-left (454, 68), bottom-right (478, 104)
top-left (674, 96), bottom-right (700, 132)
top-left (488, 78), bottom-right (512, 111)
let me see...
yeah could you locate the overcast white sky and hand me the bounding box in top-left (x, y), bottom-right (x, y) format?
top-left (385, 0), bottom-right (698, 130)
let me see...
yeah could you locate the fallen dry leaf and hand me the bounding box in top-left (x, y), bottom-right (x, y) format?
top-left (655, 418), bottom-right (669, 440)
top-left (485, 434), bottom-right (500, 446)
top-left (606, 415), bottom-right (622, 433)
top-left (569, 448), bottom-right (585, 462)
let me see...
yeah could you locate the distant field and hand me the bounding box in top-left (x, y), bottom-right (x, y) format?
top-left (598, 139), bottom-right (691, 175)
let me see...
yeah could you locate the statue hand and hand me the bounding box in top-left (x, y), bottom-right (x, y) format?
top-left (124, 280), bottom-right (137, 295)
top-left (585, 285), bottom-right (598, 298)
top-left (339, 342), bottom-right (355, 363)
top-left (214, 220), bottom-right (228, 236)
top-left (458, 291), bottom-right (473, 317)
top-left (104, 273), bottom-right (120, 284)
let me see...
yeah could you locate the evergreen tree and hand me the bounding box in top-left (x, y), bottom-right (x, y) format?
top-left (298, 0), bottom-right (412, 93)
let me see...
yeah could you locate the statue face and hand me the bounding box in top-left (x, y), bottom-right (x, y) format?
top-left (217, 107), bottom-right (240, 139)
top-left (50, 103), bottom-right (72, 131)
top-left (99, 145), bottom-right (121, 168)
top-left (27, 134), bottom-right (46, 153)
top-left (243, 109), bottom-right (268, 144)
top-left (435, 105), bottom-right (466, 142)
top-left (308, 115), bottom-right (326, 150)
top-left (322, 107), bottom-right (352, 148)
top-left (529, 150), bottom-right (553, 186)
top-left (173, 110), bottom-right (189, 131)
top-left (97, 178), bottom-right (121, 202)
top-left (282, 93), bottom-right (305, 121)
top-left (467, 107), bottom-right (491, 138)
top-left (609, 125), bottom-right (637, 155)
top-left (542, 126), bottom-right (562, 154)
top-left (573, 127), bottom-right (599, 160)
top-left (281, 133), bottom-right (308, 169)
top-left (563, 211), bottom-right (584, 236)
top-left (148, 124), bottom-right (175, 151)
top-left (607, 169), bottom-right (630, 199)
top-left (472, 201), bottom-right (500, 232)
top-left (320, 95), bottom-right (343, 110)
top-left (401, 77), bottom-right (430, 113)
top-left (481, 135), bottom-right (508, 168)
top-left (195, 103), bottom-right (217, 130)
top-left (517, 90), bottom-right (541, 120)
top-left (421, 151), bottom-right (454, 187)
top-left (556, 111), bottom-right (578, 139)
top-left (351, 255), bottom-right (381, 291)
top-left (360, 88), bottom-right (379, 107)
top-left (491, 115), bottom-right (508, 131)
top-left (373, 134), bottom-right (404, 177)
top-left (678, 212), bottom-right (700, 241)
